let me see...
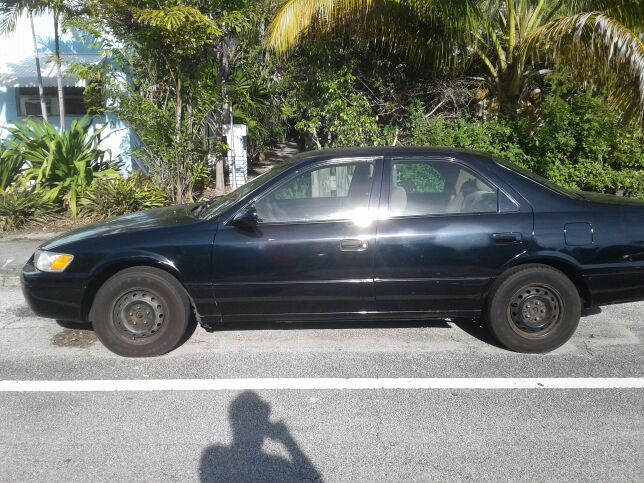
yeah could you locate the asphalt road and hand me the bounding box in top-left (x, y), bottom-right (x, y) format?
top-left (0, 235), bottom-right (48, 286)
top-left (0, 285), bottom-right (642, 482)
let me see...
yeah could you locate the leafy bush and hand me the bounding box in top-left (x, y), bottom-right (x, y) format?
top-left (407, 101), bottom-right (526, 164)
top-left (121, 94), bottom-right (211, 205)
top-left (190, 161), bottom-right (212, 196)
top-left (407, 85), bottom-right (644, 198)
top-left (519, 85), bottom-right (644, 198)
top-left (78, 173), bottom-right (169, 218)
top-left (0, 144), bottom-right (25, 191)
top-left (291, 65), bottom-right (383, 148)
top-left (0, 189), bottom-right (57, 232)
top-left (3, 116), bottom-right (119, 216)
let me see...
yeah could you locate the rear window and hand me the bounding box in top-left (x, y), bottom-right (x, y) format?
top-left (495, 159), bottom-right (582, 199)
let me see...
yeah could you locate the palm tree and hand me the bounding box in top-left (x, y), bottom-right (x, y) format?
top-left (0, 0), bottom-right (49, 121)
top-left (52, 4), bottom-right (64, 129)
top-left (267, 0), bottom-right (644, 121)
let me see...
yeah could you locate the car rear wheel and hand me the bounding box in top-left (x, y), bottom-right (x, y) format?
top-left (485, 265), bottom-right (581, 353)
top-left (91, 267), bottom-right (193, 357)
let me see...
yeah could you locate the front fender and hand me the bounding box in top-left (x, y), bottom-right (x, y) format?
top-left (81, 250), bottom-right (221, 325)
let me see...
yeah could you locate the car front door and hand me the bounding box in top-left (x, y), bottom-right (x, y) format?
top-left (374, 155), bottom-right (533, 316)
top-left (212, 157), bottom-right (382, 321)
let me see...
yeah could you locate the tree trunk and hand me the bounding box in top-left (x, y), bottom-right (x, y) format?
top-left (28, 9), bottom-right (48, 122)
top-left (212, 33), bottom-right (236, 196)
top-left (310, 127), bottom-right (322, 149)
top-left (186, 88), bottom-right (194, 136)
top-left (174, 73), bottom-right (182, 142)
top-left (53, 12), bottom-right (65, 130)
top-left (496, 62), bottom-right (524, 117)
top-left (173, 73), bottom-right (187, 204)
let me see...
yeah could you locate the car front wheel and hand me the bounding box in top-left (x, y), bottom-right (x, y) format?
top-left (485, 265), bottom-right (581, 353)
top-left (91, 266), bottom-right (193, 357)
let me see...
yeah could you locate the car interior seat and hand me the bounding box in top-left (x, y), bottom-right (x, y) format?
top-left (390, 186), bottom-right (408, 214)
top-left (446, 175), bottom-right (495, 213)
top-left (462, 181), bottom-right (497, 212)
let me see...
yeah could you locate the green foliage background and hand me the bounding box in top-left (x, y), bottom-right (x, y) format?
top-left (1, 0), bottom-right (643, 234)
top-left (406, 81), bottom-right (644, 199)
top-left (281, 44), bottom-right (642, 199)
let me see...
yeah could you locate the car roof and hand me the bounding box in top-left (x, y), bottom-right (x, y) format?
top-left (288, 146), bottom-right (498, 166)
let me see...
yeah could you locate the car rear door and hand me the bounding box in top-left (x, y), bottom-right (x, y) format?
top-left (212, 156), bottom-right (382, 321)
top-left (374, 154), bottom-right (533, 316)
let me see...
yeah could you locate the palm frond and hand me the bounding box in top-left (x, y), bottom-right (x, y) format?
top-left (267, 0), bottom-right (474, 55)
top-left (267, 0), bottom-right (372, 54)
top-left (0, 145), bottom-right (25, 191)
top-left (0, 0), bottom-right (49, 35)
top-left (327, 1), bottom-right (472, 72)
top-left (559, 1), bottom-right (644, 30)
top-left (0, 0), bottom-right (23, 35)
top-left (525, 12), bottom-right (644, 123)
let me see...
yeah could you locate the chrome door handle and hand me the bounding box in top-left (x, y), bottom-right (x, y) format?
top-left (340, 239), bottom-right (369, 251)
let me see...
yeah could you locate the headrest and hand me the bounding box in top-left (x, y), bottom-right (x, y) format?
top-left (475, 179), bottom-right (489, 191)
top-left (461, 178), bottom-right (489, 194)
top-left (390, 186), bottom-right (407, 213)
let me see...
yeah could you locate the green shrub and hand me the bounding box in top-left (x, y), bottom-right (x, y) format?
top-left (190, 161), bottom-right (212, 196)
top-left (0, 189), bottom-right (57, 232)
top-left (519, 87), bottom-right (644, 198)
top-left (78, 173), bottom-right (169, 219)
top-left (407, 86), bottom-right (644, 198)
top-left (0, 144), bottom-right (25, 191)
top-left (3, 116), bottom-right (119, 216)
top-left (292, 65), bottom-right (383, 148)
top-left (407, 101), bottom-right (526, 164)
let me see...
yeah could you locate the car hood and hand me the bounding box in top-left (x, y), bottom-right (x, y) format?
top-left (578, 191), bottom-right (644, 206)
top-left (41, 204), bottom-right (200, 250)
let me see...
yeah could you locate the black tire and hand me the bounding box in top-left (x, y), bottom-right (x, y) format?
top-left (56, 320), bottom-right (92, 329)
top-left (485, 264), bottom-right (581, 353)
top-left (91, 266), bottom-right (192, 357)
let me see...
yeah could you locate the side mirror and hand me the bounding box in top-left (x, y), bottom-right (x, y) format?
top-left (231, 205), bottom-right (259, 229)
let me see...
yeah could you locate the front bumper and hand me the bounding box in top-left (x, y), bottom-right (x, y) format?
top-left (21, 261), bottom-right (88, 322)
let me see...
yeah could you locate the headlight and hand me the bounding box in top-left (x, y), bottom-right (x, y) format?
top-left (34, 250), bottom-right (74, 272)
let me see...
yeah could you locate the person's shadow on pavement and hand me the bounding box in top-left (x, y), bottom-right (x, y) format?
top-left (199, 391), bottom-right (322, 482)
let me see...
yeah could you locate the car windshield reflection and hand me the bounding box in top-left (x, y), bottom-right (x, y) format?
top-left (199, 161), bottom-right (297, 219)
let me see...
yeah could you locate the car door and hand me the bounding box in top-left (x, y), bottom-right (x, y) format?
top-left (374, 155), bottom-right (533, 316)
top-left (212, 156), bottom-right (382, 321)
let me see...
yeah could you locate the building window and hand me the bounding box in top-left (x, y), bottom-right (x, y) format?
top-left (21, 96), bottom-right (53, 117)
top-left (17, 87), bottom-right (87, 117)
top-left (64, 88), bottom-right (86, 115)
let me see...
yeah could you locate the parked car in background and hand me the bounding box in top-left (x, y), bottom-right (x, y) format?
top-left (21, 147), bottom-right (644, 356)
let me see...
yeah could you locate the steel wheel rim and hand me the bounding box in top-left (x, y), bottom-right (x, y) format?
top-left (113, 290), bottom-right (165, 340)
top-left (507, 284), bottom-right (563, 339)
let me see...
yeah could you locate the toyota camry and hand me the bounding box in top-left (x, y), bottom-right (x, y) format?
top-left (21, 147), bottom-right (644, 356)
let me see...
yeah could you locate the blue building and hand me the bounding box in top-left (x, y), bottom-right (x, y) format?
top-left (0, 13), bottom-right (134, 170)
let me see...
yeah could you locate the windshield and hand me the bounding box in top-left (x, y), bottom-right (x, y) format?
top-left (198, 161), bottom-right (296, 219)
top-left (495, 159), bottom-right (582, 199)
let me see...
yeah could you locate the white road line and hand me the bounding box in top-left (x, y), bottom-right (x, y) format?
top-left (0, 378), bottom-right (643, 392)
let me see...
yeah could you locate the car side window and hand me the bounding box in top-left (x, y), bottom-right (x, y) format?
top-left (390, 159), bottom-right (498, 216)
top-left (255, 160), bottom-right (374, 223)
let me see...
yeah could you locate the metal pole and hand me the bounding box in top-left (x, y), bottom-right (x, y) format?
top-left (230, 103), bottom-right (237, 190)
